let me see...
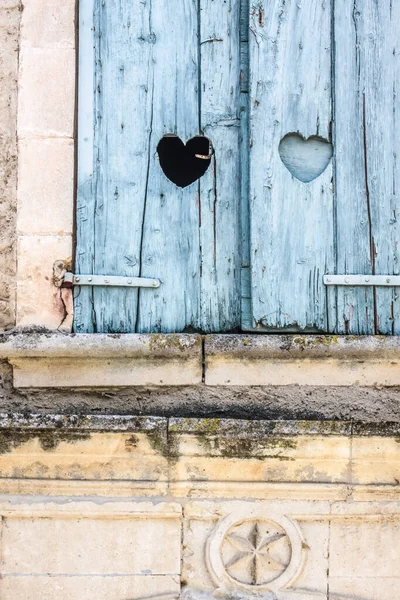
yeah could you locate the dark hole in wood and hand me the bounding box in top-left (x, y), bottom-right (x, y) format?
top-left (157, 135), bottom-right (212, 188)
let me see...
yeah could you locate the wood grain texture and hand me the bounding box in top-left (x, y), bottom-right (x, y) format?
top-left (332, 0), bottom-right (400, 334)
top-left (76, 0), bottom-right (242, 333)
top-left (240, 0), bottom-right (252, 331)
top-left (133, 0), bottom-right (200, 333)
top-left (76, 0), bottom-right (400, 335)
top-left (199, 0), bottom-right (242, 331)
top-left (74, 0), bottom-right (95, 332)
top-left (77, 0), bottom-right (157, 332)
top-left (248, 0), bottom-right (334, 331)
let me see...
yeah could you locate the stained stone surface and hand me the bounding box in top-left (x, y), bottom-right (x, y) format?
top-left (0, 417), bottom-right (398, 599)
top-left (0, 1), bottom-right (20, 331)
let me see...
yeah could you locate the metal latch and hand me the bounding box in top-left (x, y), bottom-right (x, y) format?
top-left (324, 275), bottom-right (400, 287)
top-left (62, 273), bottom-right (160, 289)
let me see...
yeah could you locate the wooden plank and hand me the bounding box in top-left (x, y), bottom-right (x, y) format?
top-left (199, 0), bottom-right (242, 331)
top-left (332, 0), bottom-right (377, 333)
top-left (365, 1), bottom-right (400, 334)
top-left (74, 0), bottom-right (95, 333)
top-left (76, 0), bottom-right (155, 332)
top-left (248, 0), bottom-right (334, 331)
top-left (240, 0), bottom-right (252, 331)
top-left (76, 0), bottom-right (200, 333)
top-left (135, 0), bottom-right (201, 333)
top-left (333, 0), bottom-right (400, 334)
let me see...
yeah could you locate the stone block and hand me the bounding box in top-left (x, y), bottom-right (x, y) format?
top-left (328, 577), bottom-right (400, 600)
top-left (13, 356), bottom-right (202, 387)
top-left (16, 235), bottom-right (73, 328)
top-left (329, 520), bottom-right (400, 578)
top-left (17, 138), bottom-right (74, 235)
top-left (0, 432), bottom-right (169, 482)
top-left (290, 520), bottom-right (329, 596)
top-left (182, 501), bottom-right (330, 598)
top-left (18, 47), bottom-right (75, 138)
top-left (21, 0), bottom-right (75, 49)
top-left (351, 437), bottom-right (400, 485)
top-left (2, 515), bottom-right (181, 575)
top-left (205, 335), bottom-right (400, 386)
top-left (172, 435), bottom-right (351, 484)
top-left (1, 575), bottom-right (180, 600)
top-left (2, 334), bottom-right (203, 386)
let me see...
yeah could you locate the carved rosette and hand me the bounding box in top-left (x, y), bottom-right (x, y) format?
top-left (206, 509), bottom-right (304, 594)
top-left (221, 519), bottom-right (291, 586)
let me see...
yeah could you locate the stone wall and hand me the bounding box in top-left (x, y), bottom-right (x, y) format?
top-left (0, 1), bottom-right (20, 331)
top-left (0, 416), bottom-right (398, 600)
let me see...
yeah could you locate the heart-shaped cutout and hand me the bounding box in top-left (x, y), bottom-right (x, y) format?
top-left (157, 135), bottom-right (212, 188)
top-left (278, 133), bottom-right (333, 183)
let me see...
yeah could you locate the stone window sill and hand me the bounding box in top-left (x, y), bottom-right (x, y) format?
top-left (0, 334), bottom-right (202, 388)
top-left (1, 333), bottom-right (400, 388)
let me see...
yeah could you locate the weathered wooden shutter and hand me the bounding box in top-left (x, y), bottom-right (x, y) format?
top-left (246, 0), bottom-right (399, 334)
top-left (76, 0), bottom-right (243, 333)
top-left (332, 0), bottom-right (399, 334)
top-left (76, 0), bottom-right (400, 335)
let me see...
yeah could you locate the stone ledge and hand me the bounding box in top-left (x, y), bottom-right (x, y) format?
top-left (0, 414), bottom-right (398, 496)
top-left (1, 333), bottom-right (400, 388)
top-left (1, 413), bottom-right (400, 436)
top-left (205, 334), bottom-right (400, 386)
top-left (0, 334), bottom-right (202, 387)
top-left (206, 334), bottom-right (400, 359)
top-left (0, 500), bottom-right (182, 519)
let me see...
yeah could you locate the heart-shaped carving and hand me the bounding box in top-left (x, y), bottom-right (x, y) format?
top-left (157, 135), bottom-right (212, 188)
top-left (278, 133), bottom-right (333, 183)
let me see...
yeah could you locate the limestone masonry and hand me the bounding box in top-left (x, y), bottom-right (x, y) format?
top-left (0, 1), bottom-right (20, 331)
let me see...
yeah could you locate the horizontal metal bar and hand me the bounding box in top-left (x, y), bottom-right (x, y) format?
top-left (63, 273), bottom-right (160, 288)
top-left (324, 275), bottom-right (400, 287)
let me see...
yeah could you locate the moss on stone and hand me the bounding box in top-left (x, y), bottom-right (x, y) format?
top-left (193, 418), bottom-right (221, 435)
top-left (148, 333), bottom-right (200, 352)
top-left (292, 335), bottom-right (339, 349)
top-left (196, 433), bottom-right (297, 461)
top-left (296, 420), bottom-right (346, 435)
top-left (0, 429), bottom-right (90, 454)
top-left (146, 429), bottom-right (179, 462)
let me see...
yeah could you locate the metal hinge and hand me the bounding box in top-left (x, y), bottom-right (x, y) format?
top-left (62, 273), bottom-right (160, 289)
top-left (324, 275), bottom-right (400, 287)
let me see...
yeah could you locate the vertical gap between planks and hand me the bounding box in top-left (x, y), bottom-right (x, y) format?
top-left (330, 0), bottom-right (338, 333)
top-left (197, 0), bottom-right (203, 328)
top-left (72, 0), bottom-right (80, 285)
top-left (197, 0), bottom-right (202, 134)
top-left (75, 0), bottom-right (96, 333)
top-left (93, 0), bottom-right (103, 333)
top-left (240, 0), bottom-right (252, 331)
top-left (91, 0), bottom-right (98, 332)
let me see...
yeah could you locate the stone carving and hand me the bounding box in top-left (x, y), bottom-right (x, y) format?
top-left (206, 509), bottom-right (304, 594)
top-left (221, 520), bottom-right (291, 586)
